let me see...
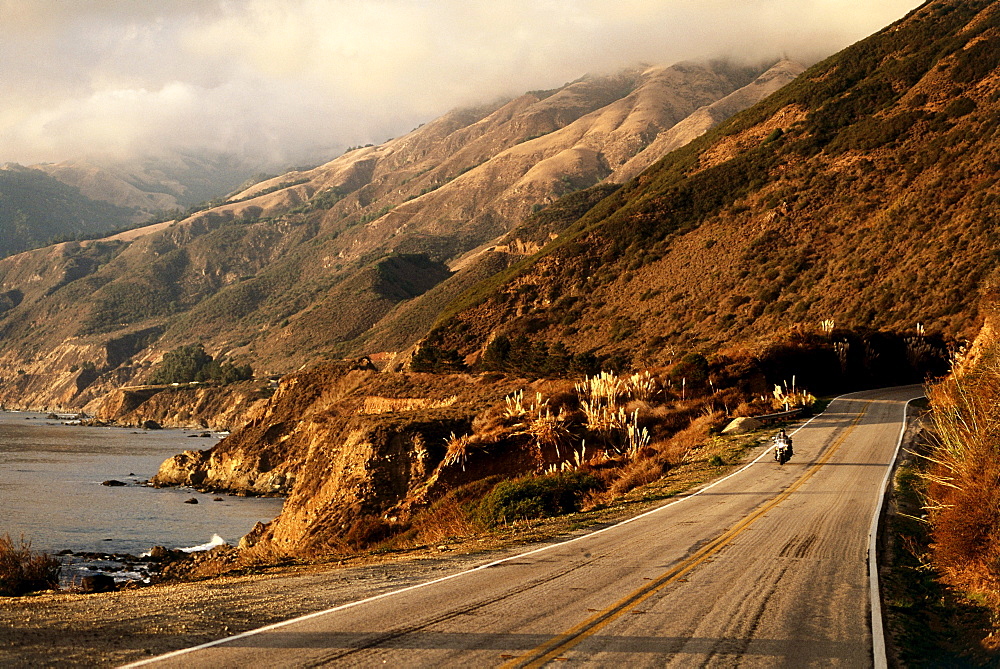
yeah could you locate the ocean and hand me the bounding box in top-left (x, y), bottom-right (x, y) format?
top-left (0, 411), bottom-right (283, 557)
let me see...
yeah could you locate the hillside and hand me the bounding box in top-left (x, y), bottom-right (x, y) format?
top-left (0, 59), bottom-right (798, 410)
top-left (131, 0), bottom-right (1000, 572)
top-left (0, 164), bottom-right (135, 258)
top-left (422, 0), bottom-right (1000, 371)
top-left (0, 153), bottom-right (263, 261)
top-left (31, 152), bottom-right (265, 212)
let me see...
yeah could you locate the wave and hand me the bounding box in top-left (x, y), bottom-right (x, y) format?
top-left (178, 533), bottom-right (228, 553)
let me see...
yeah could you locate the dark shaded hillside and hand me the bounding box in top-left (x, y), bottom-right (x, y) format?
top-left (422, 0), bottom-right (1000, 368)
top-left (0, 165), bottom-right (134, 258)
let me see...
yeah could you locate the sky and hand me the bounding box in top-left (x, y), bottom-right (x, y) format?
top-left (0, 0), bottom-right (923, 170)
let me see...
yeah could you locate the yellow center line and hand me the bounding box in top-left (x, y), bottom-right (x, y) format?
top-left (503, 401), bottom-right (872, 668)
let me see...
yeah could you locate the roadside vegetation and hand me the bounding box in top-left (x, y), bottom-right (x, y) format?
top-left (0, 534), bottom-right (60, 597)
top-left (882, 409), bottom-right (998, 666)
top-left (892, 279), bottom-right (1000, 662)
top-left (924, 337), bottom-right (1000, 624)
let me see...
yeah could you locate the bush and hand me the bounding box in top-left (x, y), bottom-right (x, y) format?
top-left (0, 534), bottom-right (60, 596)
top-left (944, 97), bottom-right (976, 119)
top-left (670, 353), bottom-right (710, 385)
top-left (475, 472), bottom-right (602, 527)
top-left (410, 344), bottom-right (466, 373)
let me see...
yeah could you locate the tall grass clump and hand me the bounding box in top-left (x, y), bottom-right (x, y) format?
top-left (925, 342), bottom-right (1000, 614)
top-left (771, 379), bottom-right (816, 412)
top-left (0, 534), bottom-right (61, 596)
top-left (575, 371), bottom-right (654, 457)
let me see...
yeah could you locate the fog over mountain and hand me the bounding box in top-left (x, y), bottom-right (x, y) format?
top-left (0, 0), bottom-right (920, 169)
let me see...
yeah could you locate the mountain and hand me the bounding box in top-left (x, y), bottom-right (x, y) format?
top-left (607, 59), bottom-right (805, 183)
top-left (421, 0), bottom-right (1000, 371)
top-left (0, 58), bottom-right (800, 410)
top-left (0, 164), bottom-right (135, 258)
top-left (0, 153), bottom-right (266, 262)
top-left (31, 152), bottom-right (267, 212)
top-left (140, 0), bottom-right (1000, 565)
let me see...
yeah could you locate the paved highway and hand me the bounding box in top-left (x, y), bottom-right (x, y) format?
top-left (131, 386), bottom-right (921, 668)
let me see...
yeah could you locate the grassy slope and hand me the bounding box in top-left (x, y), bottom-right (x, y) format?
top-left (425, 0), bottom-right (1000, 365)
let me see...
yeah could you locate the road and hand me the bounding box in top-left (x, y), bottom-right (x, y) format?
top-left (131, 386), bottom-right (920, 668)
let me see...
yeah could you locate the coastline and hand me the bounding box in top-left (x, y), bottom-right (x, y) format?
top-left (0, 431), bottom-right (771, 666)
top-left (0, 411), bottom-right (282, 565)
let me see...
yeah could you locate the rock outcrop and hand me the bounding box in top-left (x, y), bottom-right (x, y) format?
top-left (151, 363), bottom-right (538, 554)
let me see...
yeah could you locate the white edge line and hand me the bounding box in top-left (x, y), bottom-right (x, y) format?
top-left (122, 390), bottom-right (869, 668)
top-left (868, 394), bottom-right (924, 669)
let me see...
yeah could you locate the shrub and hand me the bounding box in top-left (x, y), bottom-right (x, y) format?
top-left (0, 534), bottom-right (60, 596)
top-left (475, 472), bottom-right (602, 527)
top-left (670, 353), bottom-right (710, 385)
top-left (410, 344), bottom-right (466, 373)
top-left (943, 97), bottom-right (976, 119)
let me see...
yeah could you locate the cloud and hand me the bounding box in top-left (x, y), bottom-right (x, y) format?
top-left (0, 0), bottom-right (922, 167)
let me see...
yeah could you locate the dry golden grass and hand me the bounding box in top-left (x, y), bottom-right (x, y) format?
top-left (661, 410), bottom-right (725, 465)
top-left (770, 382), bottom-right (816, 411)
top-left (361, 395), bottom-right (458, 414)
top-left (925, 340), bottom-right (1000, 616)
top-left (408, 496), bottom-right (481, 544)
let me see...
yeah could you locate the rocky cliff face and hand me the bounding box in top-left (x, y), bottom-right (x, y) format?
top-left (151, 362), bottom-right (538, 554)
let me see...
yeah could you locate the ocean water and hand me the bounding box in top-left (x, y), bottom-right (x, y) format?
top-left (0, 412), bottom-right (283, 556)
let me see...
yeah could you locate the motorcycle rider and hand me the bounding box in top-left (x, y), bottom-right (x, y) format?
top-left (776, 428), bottom-right (793, 457)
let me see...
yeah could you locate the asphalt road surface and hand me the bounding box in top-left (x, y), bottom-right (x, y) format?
top-left (132, 386), bottom-right (921, 668)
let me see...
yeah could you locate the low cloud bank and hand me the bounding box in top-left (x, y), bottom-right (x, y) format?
top-left (0, 0), bottom-right (921, 167)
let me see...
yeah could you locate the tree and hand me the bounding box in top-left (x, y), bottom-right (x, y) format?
top-left (148, 344), bottom-right (252, 385)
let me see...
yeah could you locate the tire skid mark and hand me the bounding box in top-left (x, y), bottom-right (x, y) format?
top-left (300, 556), bottom-right (601, 666)
top-left (778, 533), bottom-right (818, 559)
top-left (708, 564), bottom-right (793, 666)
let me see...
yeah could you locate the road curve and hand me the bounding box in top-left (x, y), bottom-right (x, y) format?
top-left (129, 385), bottom-right (921, 668)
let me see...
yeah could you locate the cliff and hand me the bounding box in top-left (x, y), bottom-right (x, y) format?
top-left (95, 381), bottom-right (271, 431)
top-left (151, 363), bottom-right (559, 553)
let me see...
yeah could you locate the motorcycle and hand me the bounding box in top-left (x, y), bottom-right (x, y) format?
top-left (773, 434), bottom-right (793, 465)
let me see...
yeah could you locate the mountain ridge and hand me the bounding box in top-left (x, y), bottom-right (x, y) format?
top-left (0, 58), bottom-right (799, 410)
top-left (419, 0), bottom-right (1000, 370)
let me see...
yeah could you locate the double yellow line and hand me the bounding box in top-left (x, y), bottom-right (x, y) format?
top-left (504, 401), bottom-right (871, 667)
